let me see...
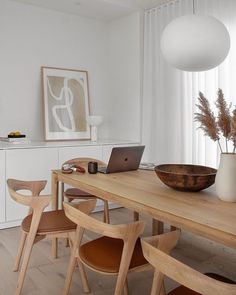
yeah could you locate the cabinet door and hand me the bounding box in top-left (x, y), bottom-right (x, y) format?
top-left (102, 144), bottom-right (139, 163)
top-left (6, 148), bottom-right (58, 222)
top-left (58, 145), bottom-right (103, 166)
top-left (0, 150), bottom-right (5, 223)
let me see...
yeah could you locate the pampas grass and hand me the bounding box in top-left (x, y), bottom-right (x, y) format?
top-left (231, 109), bottom-right (236, 153)
top-left (195, 89), bottom-right (236, 153)
top-left (215, 89), bottom-right (231, 152)
top-left (195, 92), bottom-right (222, 152)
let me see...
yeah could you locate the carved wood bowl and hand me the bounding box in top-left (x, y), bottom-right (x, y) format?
top-left (154, 164), bottom-right (217, 192)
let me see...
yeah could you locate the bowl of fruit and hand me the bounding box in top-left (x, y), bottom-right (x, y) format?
top-left (8, 131), bottom-right (26, 138)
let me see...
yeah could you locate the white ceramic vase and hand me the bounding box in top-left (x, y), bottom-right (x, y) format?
top-left (215, 153), bottom-right (236, 202)
top-left (86, 116), bottom-right (103, 142)
top-left (91, 126), bottom-right (98, 142)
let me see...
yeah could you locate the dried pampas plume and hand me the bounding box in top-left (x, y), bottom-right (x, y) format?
top-left (231, 108), bottom-right (236, 153)
top-left (195, 89), bottom-right (236, 153)
top-left (215, 89), bottom-right (231, 152)
top-left (194, 92), bottom-right (222, 151)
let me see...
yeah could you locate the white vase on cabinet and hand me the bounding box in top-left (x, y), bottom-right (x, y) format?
top-left (87, 115), bottom-right (103, 142)
top-left (215, 153), bottom-right (236, 202)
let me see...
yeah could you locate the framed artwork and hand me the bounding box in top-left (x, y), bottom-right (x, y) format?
top-left (42, 67), bottom-right (90, 140)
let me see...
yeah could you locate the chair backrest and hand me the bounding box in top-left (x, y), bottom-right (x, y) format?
top-left (141, 231), bottom-right (236, 295)
top-left (64, 200), bottom-right (145, 242)
top-left (62, 157), bottom-right (105, 170)
top-left (64, 200), bottom-right (146, 295)
top-left (7, 179), bottom-right (50, 213)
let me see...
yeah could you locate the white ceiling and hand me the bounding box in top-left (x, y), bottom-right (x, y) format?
top-left (11, 0), bottom-right (162, 21)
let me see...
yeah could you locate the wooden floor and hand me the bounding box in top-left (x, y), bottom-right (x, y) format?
top-left (0, 207), bottom-right (236, 295)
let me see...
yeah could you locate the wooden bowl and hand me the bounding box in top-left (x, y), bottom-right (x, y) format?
top-left (154, 164), bottom-right (217, 192)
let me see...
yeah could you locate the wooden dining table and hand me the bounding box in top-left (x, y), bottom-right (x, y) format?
top-left (51, 166), bottom-right (236, 257)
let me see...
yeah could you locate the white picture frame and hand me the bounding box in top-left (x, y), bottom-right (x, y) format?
top-left (42, 67), bottom-right (90, 141)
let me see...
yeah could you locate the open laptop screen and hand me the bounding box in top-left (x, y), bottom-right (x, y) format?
top-left (98, 145), bottom-right (145, 174)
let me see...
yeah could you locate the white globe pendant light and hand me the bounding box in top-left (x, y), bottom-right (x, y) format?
top-left (161, 5), bottom-right (230, 72)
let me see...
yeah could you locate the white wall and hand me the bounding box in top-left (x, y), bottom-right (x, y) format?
top-left (0, 0), bottom-right (109, 140)
top-left (0, 1), bottom-right (141, 142)
top-left (107, 12), bottom-right (141, 142)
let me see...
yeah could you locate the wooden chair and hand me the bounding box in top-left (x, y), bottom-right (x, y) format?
top-left (61, 158), bottom-right (110, 223)
top-left (7, 179), bottom-right (79, 295)
top-left (141, 231), bottom-right (236, 295)
top-left (63, 199), bottom-right (150, 295)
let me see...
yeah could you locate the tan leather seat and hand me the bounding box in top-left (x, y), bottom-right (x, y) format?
top-left (22, 210), bottom-right (76, 233)
top-left (65, 188), bottom-right (92, 198)
top-left (168, 286), bottom-right (200, 295)
top-left (80, 236), bottom-right (147, 273)
top-left (168, 273), bottom-right (236, 295)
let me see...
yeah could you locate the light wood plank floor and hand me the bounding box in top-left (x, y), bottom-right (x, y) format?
top-left (0, 207), bottom-right (236, 295)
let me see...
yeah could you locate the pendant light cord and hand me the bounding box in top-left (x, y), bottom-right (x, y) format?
top-left (193, 0), bottom-right (195, 14)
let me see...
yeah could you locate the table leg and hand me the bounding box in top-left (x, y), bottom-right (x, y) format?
top-left (51, 172), bottom-right (59, 259)
top-left (51, 172), bottom-right (59, 210)
top-left (152, 219), bottom-right (164, 235)
top-left (133, 211), bottom-right (139, 221)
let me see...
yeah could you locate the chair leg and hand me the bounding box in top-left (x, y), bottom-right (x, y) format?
top-left (114, 242), bottom-right (136, 295)
top-left (15, 234), bottom-right (36, 295)
top-left (78, 261), bottom-right (90, 293)
top-left (52, 238), bottom-right (58, 259)
top-left (13, 231), bottom-right (27, 272)
top-left (150, 270), bottom-right (164, 295)
top-left (63, 254), bottom-right (77, 295)
top-left (64, 197), bottom-right (73, 248)
top-left (61, 182), bottom-right (65, 209)
top-left (160, 284), bottom-right (166, 295)
top-left (133, 211), bottom-right (139, 221)
top-left (63, 231), bottom-right (90, 295)
top-left (124, 279), bottom-right (129, 295)
top-left (103, 200), bottom-right (110, 224)
top-left (65, 238), bottom-right (70, 248)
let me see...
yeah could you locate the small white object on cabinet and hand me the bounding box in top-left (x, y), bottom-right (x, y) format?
top-left (86, 116), bottom-right (103, 142)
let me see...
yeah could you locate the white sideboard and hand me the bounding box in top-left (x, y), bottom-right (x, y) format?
top-left (0, 150), bottom-right (5, 224)
top-left (0, 140), bottom-right (139, 229)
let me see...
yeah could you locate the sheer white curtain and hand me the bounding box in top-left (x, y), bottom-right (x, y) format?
top-left (142, 0), bottom-right (236, 168)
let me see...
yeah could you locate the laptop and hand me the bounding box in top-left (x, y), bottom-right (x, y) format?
top-left (98, 145), bottom-right (145, 174)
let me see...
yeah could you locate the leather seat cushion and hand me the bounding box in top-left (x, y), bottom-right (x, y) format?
top-left (168, 286), bottom-right (201, 295)
top-left (65, 188), bottom-right (96, 199)
top-left (22, 210), bottom-right (76, 233)
top-left (168, 273), bottom-right (236, 295)
top-left (79, 236), bottom-right (148, 273)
